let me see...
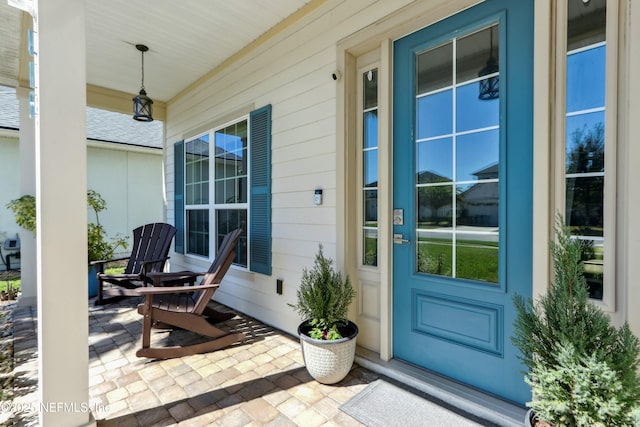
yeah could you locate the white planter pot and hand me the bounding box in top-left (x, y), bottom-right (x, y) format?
top-left (298, 320), bottom-right (358, 384)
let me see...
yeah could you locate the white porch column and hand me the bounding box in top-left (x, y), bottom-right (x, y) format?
top-left (15, 87), bottom-right (37, 308)
top-left (626, 1), bottom-right (640, 338)
top-left (34, 0), bottom-right (91, 425)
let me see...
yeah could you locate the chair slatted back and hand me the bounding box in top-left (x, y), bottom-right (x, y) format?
top-left (125, 223), bottom-right (177, 274)
top-left (192, 228), bottom-right (243, 314)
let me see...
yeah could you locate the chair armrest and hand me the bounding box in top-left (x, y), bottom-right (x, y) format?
top-left (137, 283), bottom-right (219, 295)
top-left (146, 271), bottom-right (207, 287)
top-left (90, 256), bottom-right (130, 266)
top-left (140, 256), bottom-right (171, 279)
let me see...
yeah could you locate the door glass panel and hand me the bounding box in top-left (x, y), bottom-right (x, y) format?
top-left (456, 130), bottom-right (499, 181)
top-left (417, 42), bottom-right (453, 94)
top-left (415, 23), bottom-right (500, 285)
top-left (456, 82), bottom-right (499, 132)
top-left (417, 137), bottom-right (453, 183)
top-left (416, 90), bottom-right (453, 139)
top-left (417, 229), bottom-right (453, 277)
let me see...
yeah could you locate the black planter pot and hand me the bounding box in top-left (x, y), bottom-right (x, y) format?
top-left (297, 320), bottom-right (358, 384)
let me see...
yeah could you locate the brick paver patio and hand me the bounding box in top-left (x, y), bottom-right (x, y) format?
top-left (8, 296), bottom-right (494, 426)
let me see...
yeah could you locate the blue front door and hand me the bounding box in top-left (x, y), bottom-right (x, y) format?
top-left (392, 0), bottom-right (533, 404)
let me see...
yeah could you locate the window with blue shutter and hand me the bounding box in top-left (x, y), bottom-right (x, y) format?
top-left (174, 105), bottom-right (271, 275)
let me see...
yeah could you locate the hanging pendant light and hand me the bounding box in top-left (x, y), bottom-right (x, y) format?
top-left (478, 26), bottom-right (499, 101)
top-left (133, 44), bottom-right (154, 122)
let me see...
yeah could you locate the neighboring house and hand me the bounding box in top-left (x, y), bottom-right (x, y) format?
top-left (3, 0), bottom-right (640, 423)
top-left (0, 89), bottom-right (164, 271)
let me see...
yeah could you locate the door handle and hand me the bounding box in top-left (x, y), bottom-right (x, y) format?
top-left (393, 233), bottom-right (410, 244)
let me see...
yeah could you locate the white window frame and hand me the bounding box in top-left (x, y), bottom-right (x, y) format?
top-left (357, 60), bottom-right (381, 270)
top-left (183, 115), bottom-right (250, 269)
top-left (554, 0), bottom-right (618, 311)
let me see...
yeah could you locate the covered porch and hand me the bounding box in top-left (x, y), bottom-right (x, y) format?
top-left (5, 296), bottom-right (519, 426)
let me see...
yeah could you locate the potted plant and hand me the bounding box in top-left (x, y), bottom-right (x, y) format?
top-left (289, 244), bottom-right (358, 384)
top-left (86, 190), bottom-right (128, 297)
top-left (512, 216), bottom-right (640, 426)
top-left (7, 190), bottom-right (128, 297)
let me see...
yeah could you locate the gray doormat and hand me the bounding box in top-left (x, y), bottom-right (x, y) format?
top-left (340, 379), bottom-right (485, 427)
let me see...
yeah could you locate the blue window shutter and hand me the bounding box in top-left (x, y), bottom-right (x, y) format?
top-left (174, 140), bottom-right (185, 254)
top-left (250, 105), bottom-right (272, 275)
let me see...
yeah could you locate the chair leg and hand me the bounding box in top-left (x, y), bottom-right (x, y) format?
top-left (136, 332), bottom-right (244, 359)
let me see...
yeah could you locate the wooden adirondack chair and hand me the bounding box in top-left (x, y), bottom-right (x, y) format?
top-left (136, 228), bottom-right (244, 359)
top-left (94, 222), bottom-right (176, 305)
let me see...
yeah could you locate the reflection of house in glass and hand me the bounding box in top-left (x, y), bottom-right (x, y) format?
top-left (416, 165), bottom-right (498, 227)
top-left (364, 180), bottom-right (378, 224)
top-left (458, 163), bottom-right (498, 227)
top-left (416, 171), bottom-right (453, 225)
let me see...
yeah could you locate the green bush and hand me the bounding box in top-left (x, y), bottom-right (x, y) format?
top-left (7, 190), bottom-right (128, 263)
top-left (512, 215), bottom-right (640, 426)
top-left (289, 245), bottom-right (355, 340)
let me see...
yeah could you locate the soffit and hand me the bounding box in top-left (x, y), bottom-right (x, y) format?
top-left (0, 1), bottom-right (313, 102)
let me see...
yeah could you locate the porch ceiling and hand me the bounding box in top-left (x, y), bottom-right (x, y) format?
top-left (0, 0), bottom-right (313, 104)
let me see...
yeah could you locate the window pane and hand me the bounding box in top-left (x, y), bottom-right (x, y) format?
top-left (456, 130), bottom-right (499, 182)
top-left (185, 135), bottom-right (210, 205)
top-left (457, 25), bottom-right (498, 85)
top-left (417, 230), bottom-right (453, 277)
top-left (187, 209), bottom-right (209, 257)
top-left (417, 137), bottom-right (453, 183)
top-left (566, 176), bottom-right (604, 235)
top-left (364, 110), bottom-right (378, 149)
top-left (364, 150), bottom-right (378, 188)
top-left (363, 229), bottom-right (378, 267)
top-left (456, 81), bottom-right (499, 132)
top-left (457, 183), bottom-right (499, 228)
top-left (417, 185), bottom-right (453, 227)
top-left (456, 237), bottom-right (498, 283)
top-left (214, 120), bottom-right (248, 205)
top-left (217, 209), bottom-right (248, 267)
top-left (566, 113), bottom-right (604, 174)
top-left (567, 0), bottom-right (605, 51)
top-left (580, 238), bottom-right (604, 300)
top-left (416, 90), bottom-right (453, 139)
top-left (364, 69), bottom-right (378, 109)
top-left (417, 42), bottom-right (453, 95)
top-left (566, 46), bottom-right (605, 113)
top-left (364, 190), bottom-right (378, 223)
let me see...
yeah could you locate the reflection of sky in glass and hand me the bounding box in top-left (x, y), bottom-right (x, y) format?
top-left (417, 137), bottom-right (452, 181)
top-left (417, 90), bottom-right (453, 139)
top-left (364, 150), bottom-right (378, 187)
top-left (215, 131), bottom-right (244, 153)
top-left (364, 111), bottom-right (378, 149)
top-left (186, 134), bottom-right (209, 156)
top-left (566, 45), bottom-right (605, 113)
top-left (565, 111), bottom-right (604, 159)
top-left (456, 82), bottom-right (499, 132)
top-left (456, 130), bottom-right (499, 181)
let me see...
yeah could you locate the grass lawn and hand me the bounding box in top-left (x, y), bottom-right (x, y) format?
top-left (417, 239), bottom-right (499, 284)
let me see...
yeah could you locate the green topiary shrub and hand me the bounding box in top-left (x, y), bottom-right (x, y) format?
top-left (289, 244), bottom-right (355, 340)
top-left (512, 215), bottom-right (640, 426)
